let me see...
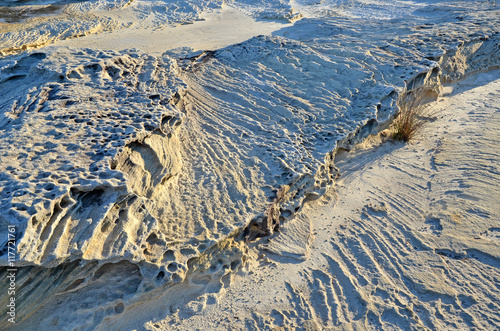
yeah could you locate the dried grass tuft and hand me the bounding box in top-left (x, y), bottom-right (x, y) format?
top-left (391, 87), bottom-right (437, 142)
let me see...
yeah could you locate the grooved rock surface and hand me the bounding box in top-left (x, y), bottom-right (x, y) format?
top-left (0, 0), bottom-right (499, 330)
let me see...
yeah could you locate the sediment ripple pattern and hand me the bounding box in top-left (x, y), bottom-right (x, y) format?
top-left (275, 76), bottom-right (500, 330)
top-left (0, 1), bottom-right (498, 329)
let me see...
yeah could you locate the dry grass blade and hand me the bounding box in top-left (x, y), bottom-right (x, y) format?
top-left (392, 87), bottom-right (437, 142)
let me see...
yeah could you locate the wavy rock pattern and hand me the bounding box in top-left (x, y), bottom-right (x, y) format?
top-left (155, 70), bottom-right (500, 331)
top-left (0, 0), bottom-right (499, 329)
top-left (272, 73), bottom-right (500, 330)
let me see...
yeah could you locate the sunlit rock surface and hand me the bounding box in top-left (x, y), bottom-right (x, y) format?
top-left (0, 0), bottom-right (499, 329)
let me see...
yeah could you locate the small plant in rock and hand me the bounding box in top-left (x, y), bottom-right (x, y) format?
top-left (391, 87), bottom-right (437, 142)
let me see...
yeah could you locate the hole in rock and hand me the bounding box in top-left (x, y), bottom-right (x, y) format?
top-left (156, 271), bottom-right (165, 280)
top-left (114, 302), bottom-right (125, 314)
